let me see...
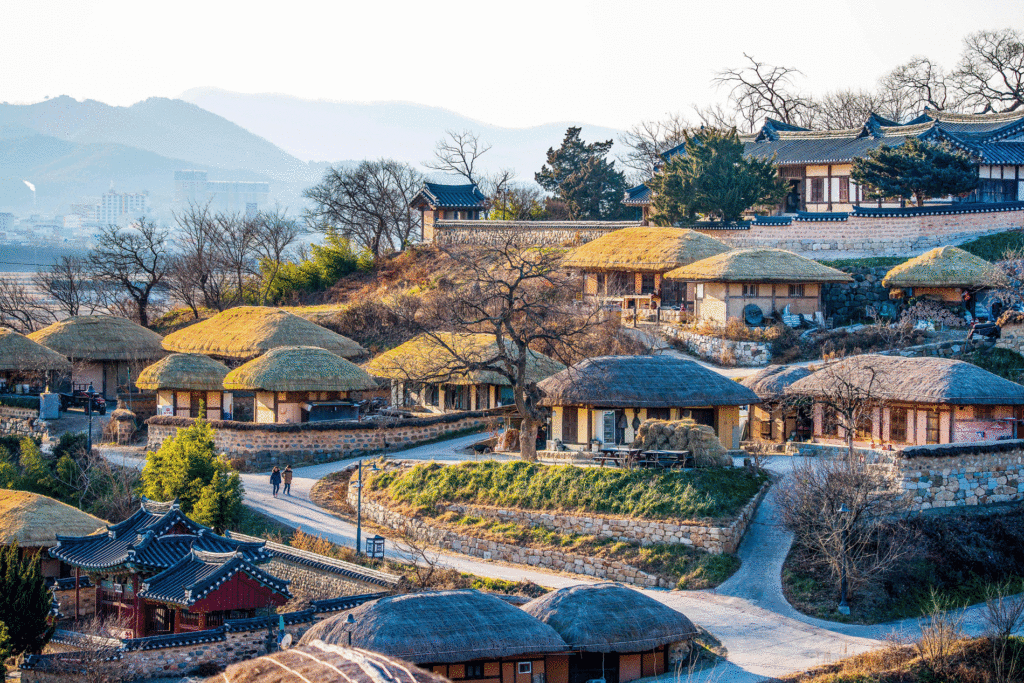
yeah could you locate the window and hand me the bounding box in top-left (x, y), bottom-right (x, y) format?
top-left (641, 273), bottom-right (656, 294)
top-left (518, 663), bottom-right (532, 675)
top-left (974, 405), bottom-right (995, 420)
top-left (742, 283), bottom-right (759, 297)
top-left (822, 406), bottom-right (839, 436)
top-left (695, 283), bottom-right (704, 299)
top-left (810, 177), bottom-right (824, 203)
top-left (890, 407), bottom-right (908, 443)
top-left (926, 410), bottom-right (941, 444)
top-left (465, 664), bottom-right (485, 679)
top-left (855, 412), bottom-right (873, 440)
top-left (596, 273), bottom-right (606, 294)
top-left (788, 284), bottom-right (805, 297)
top-left (838, 177), bottom-right (850, 202)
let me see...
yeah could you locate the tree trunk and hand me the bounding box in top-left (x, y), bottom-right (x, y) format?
top-left (519, 415), bottom-right (539, 462)
top-left (137, 299), bottom-right (148, 328)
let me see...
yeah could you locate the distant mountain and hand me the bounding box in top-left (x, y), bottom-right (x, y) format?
top-left (179, 88), bottom-right (628, 180)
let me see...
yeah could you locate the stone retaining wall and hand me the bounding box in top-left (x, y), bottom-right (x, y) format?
top-left (146, 412), bottom-right (495, 468)
top-left (822, 266), bottom-right (891, 325)
top-left (659, 326), bottom-right (772, 367)
top-left (895, 443), bottom-right (1024, 510)
top-left (433, 221), bottom-right (635, 247)
top-left (0, 405), bottom-right (45, 438)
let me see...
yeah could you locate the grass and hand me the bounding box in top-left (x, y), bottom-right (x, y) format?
top-left (369, 460), bottom-right (767, 521)
top-left (819, 256), bottom-right (906, 269)
top-left (963, 347), bottom-right (1024, 383)
top-left (960, 229), bottom-right (1024, 261)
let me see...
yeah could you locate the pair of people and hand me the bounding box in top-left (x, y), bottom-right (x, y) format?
top-left (269, 465), bottom-right (293, 497)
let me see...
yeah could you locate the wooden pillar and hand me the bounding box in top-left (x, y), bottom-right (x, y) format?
top-left (74, 566), bottom-right (80, 621)
top-left (132, 575), bottom-right (145, 638)
top-left (200, 612), bottom-right (208, 630)
top-left (173, 608), bottom-right (182, 634)
top-left (95, 581), bottom-right (103, 620)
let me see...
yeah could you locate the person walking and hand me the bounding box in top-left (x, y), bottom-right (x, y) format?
top-left (282, 465), bottom-right (293, 496)
top-left (270, 466), bottom-right (282, 497)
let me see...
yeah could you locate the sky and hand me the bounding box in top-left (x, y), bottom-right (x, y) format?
top-left (3, 0), bottom-right (1023, 130)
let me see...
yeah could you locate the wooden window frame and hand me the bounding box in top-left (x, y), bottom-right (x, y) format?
top-left (788, 284), bottom-right (805, 297)
top-left (890, 406), bottom-right (908, 443)
top-left (810, 177), bottom-right (824, 203)
top-left (838, 177), bottom-right (850, 202)
top-left (742, 283), bottom-right (759, 297)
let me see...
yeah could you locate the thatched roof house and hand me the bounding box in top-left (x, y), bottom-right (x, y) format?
top-left (537, 355), bottom-right (758, 450)
top-left (787, 355), bottom-right (1024, 446)
top-left (364, 333), bottom-right (565, 413)
top-left (664, 249), bottom-right (851, 326)
top-left (881, 246), bottom-right (999, 291)
top-left (208, 641), bottom-right (453, 683)
top-left (137, 353), bottom-right (232, 420)
top-left (300, 590), bottom-right (569, 664)
top-left (0, 490), bottom-right (105, 579)
top-left (223, 346), bottom-right (378, 424)
top-left (522, 583), bottom-right (697, 653)
top-left (28, 316), bottom-right (165, 399)
top-left (740, 365), bottom-right (812, 402)
top-left (161, 306), bottom-right (366, 362)
top-left (739, 365), bottom-right (814, 443)
top-left (0, 329), bottom-right (71, 377)
top-left (562, 227), bottom-right (732, 309)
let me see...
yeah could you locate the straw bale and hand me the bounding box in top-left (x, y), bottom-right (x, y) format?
top-left (0, 490), bottom-right (106, 548)
top-left (522, 583), bottom-right (697, 653)
top-left (28, 316), bottom-right (165, 361)
top-left (135, 353), bottom-right (229, 391)
top-left (223, 346), bottom-right (379, 393)
top-left (0, 329), bottom-right (71, 373)
top-left (881, 246), bottom-right (1001, 289)
top-left (161, 306), bottom-right (366, 360)
top-left (787, 354), bottom-right (1024, 405)
top-left (364, 332), bottom-right (565, 386)
top-left (739, 365), bottom-right (812, 402)
top-left (561, 227), bottom-right (731, 272)
top-left (209, 640), bottom-right (452, 683)
top-left (299, 590), bottom-right (568, 664)
top-left (537, 355), bottom-right (759, 408)
top-left (632, 419), bottom-right (729, 466)
top-left (664, 248), bottom-right (852, 283)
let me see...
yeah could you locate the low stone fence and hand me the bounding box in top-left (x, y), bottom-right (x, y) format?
top-left (895, 441), bottom-right (1024, 510)
top-left (659, 326), bottom-right (772, 367)
top-left (0, 404), bottom-right (45, 438)
top-left (877, 339), bottom-right (974, 359)
top-left (146, 411), bottom-right (496, 468)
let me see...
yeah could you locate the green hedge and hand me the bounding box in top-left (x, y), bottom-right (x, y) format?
top-left (0, 396), bottom-right (38, 410)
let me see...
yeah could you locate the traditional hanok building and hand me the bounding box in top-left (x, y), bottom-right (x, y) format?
top-left (536, 355), bottom-right (759, 450)
top-left (364, 333), bottom-right (565, 414)
top-left (560, 227), bottom-right (732, 311)
top-left (136, 353), bottom-right (231, 420)
top-left (663, 248), bottom-right (851, 326)
top-left (50, 499), bottom-right (291, 638)
top-left (28, 316), bottom-right (166, 400)
top-left (223, 346), bottom-right (379, 424)
top-left (410, 182), bottom-right (490, 242)
top-left (739, 365), bottom-right (813, 443)
top-left (0, 328), bottom-right (71, 394)
top-left (881, 246), bottom-right (1001, 313)
top-left (0, 490), bottom-right (105, 581)
top-left (786, 355), bottom-right (1024, 447)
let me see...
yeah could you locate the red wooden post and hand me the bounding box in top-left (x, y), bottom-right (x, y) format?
top-left (94, 580), bottom-right (103, 619)
top-left (74, 567), bottom-right (80, 621)
top-left (132, 575), bottom-right (145, 638)
top-left (173, 608), bottom-right (182, 634)
top-left (200, 612), bottom-right (208, 630)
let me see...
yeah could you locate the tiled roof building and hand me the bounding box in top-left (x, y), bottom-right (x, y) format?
top-left (410, 182), bottom-right (490, 241)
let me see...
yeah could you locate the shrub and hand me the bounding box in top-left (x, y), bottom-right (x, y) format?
top-left (0, 545), bottom-right (54, 655)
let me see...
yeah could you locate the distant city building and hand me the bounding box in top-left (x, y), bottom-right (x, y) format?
top-left (69, 202), bottom-right (99, 222)
top-left (174, 170), bottom-right (270, 216)
top-left (98, 188), bottom-right (149, 226)
top-left (0, 213), bottom-right (13, 233)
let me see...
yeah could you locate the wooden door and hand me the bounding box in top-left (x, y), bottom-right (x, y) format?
top-left (562, 407), bottom-right (579, 444)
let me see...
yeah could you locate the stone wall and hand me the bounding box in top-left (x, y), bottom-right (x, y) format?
top-left (996, 322), bottom-right (1024, 356)
top-left (0, 405), bottom-right (46, 438)
top-left (895, 441), bottom-right (1024, 510)
top-left (146, 411), bottom-right (495, 468)
top-left (658, 326), bottom-right (772, 367)
top-left (821, 266), bottom-right (891, 325)
top-left (433, 220), bottom-right (637, 247)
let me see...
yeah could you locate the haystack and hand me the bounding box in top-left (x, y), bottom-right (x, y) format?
top-left (28, 316), bottom-right (165, 361)
top-left (0, 490), bottom-right (105, 548)
top-left (664, 248), bottom-right (852, 283)
top-left (881, 246), bottom-right (1000, 289)
top-left (0, 329), bottom-right (71, 374)
top-left (161, 306), bottom-right (366, 361)
top-left (223, 346), bottom-right (379, 393)
top-left (522, 583), bottom-right (697, 653)
top-left (299, 590), bottom-right (568, 663)
top-left (208, 641), bottom-right (452, 683)
top-left (364, 332), bottom-right (565, 385)
top-left (561, 227), bottom-right (731, 272)
top-left (135, 354), bottom-right (229, 392)
top-left (632, 419), bottom-right (730, 466)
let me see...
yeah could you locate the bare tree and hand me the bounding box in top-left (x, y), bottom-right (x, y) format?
top-left (489, 181), bottom-right (545, 220)
top-left (880, 56), bottom-right (957, 116)
top-left (618, 113), bottom-right (693, 179)
top-left (984, 581), bottom-right (1024, 683)
top-left (253, 208), bottom-right (304, 305)
top-left (87, 219), bottom-right (171, 328)
top-left (169, 202), bottom-right (227, 315)
top-left (33, 255), bottom-right (107, 320)
top-left (425, 129), bottom-right (491, 184)
top-left (952, 28), bottom-right (1024, 113)
top-left (693, 102), bottom-right (739, 130)
top-left (798, 356), bottom-right (887, 459)
top-left (813, 89), bottom-right (889, 130)
top-left (212, 211), bottom-right (260, 307)
top-left (0, 276), bottom-right (45, 332)
top-left (714, 53), bottom-right (817, 132)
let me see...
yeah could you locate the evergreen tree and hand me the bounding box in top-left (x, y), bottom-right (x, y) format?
top-left (851, 137), bottom-right (979, 207)
top-left (535, 127), bottom-right (630, 220)
top-left (191, 468), bottom-right (245, 533)
top-left (647, 127), bottom-right (787, 224)
top-left (141, 417), bottom-right (236, 517)
top-left (0, 621), bottom-right (11, 676)
top-left (17, 438), bottom-right (55, 497)
top-left (0, 544), bottom-right (54, 655)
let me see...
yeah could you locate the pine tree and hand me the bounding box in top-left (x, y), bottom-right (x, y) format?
top-left (0, 544), bottom-right (54, 655)
top-left (0, 621), bottom-right (11, 676)
top-left (141, 417), bottom-right (222, 514)
top-left (191, 467), bottom-right (245, 533)
top-left (851, 137), bottom-right (979, 207)
top-left (535, 127), bottom-right (630, 220)
top-left (17, 438), bottom-right (56, 497)
top-left (647, 127), bottom-right (787, 223)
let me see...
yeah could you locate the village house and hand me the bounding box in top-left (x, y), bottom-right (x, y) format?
top-left (0, 490), bottom-right (105, 582)
top-left (364, 333), bottom-right (564, 414)
top-left (739, 365), bottom-right (813, 443)
top-left (787, 355), bottom-right (1024, 447)
top-left (136, 353), bottom-right (231, 420)
top-left (0, 328), bottom-right (71, 394)
top-left (663, 248), bottom-right (851, 326)
top-left (536, 355), bottom-right (759, 450)
top-left (410, 182), bottom-right (490, 242)
top-left (881, 245), bottom-right (1000, 316)
top-left (560, 227), bottom-right (732, 312)
top-left (28, 315), bottom-right (166, 401)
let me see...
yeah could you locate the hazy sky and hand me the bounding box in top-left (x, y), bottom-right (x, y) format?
top-left (4, 0), bottom-right (1022, 130)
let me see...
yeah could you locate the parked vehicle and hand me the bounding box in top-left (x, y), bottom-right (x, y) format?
top-left (59, 384), bottom-right (106, 414)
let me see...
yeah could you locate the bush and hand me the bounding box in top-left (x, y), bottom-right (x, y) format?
top-left (0, 395), bottom-right (38, 410)
top-left (262, 229), bottom-right (373, 303)
top-left (0, 545), bottom-right (54, 655)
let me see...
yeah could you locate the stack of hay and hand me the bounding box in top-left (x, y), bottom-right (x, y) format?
top-left (631, 419), bottom-right (729, 467)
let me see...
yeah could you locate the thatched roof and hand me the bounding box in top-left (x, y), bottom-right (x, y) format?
top-left (0, 329), bottom-right (72, 373)
top-left (739, 365), bottom-right (813, 401)
top-left (881, 246), bottom-right (1000, 289)
top-left (0, 491), bottom-right (105, 548)
top-left (161, 306), bottom-right (366, 360)
top-left (522, 583), bottom-right (697, 653)
top-left (223, 346), bottom-right (379, 393)
top-left (364, 333), bottom-right (566, 386)
top-left (664, 248), bottom-right (852, 283)
top-left (537, 355), bottom-right (760, 408)
top-left (298, 590), bottom-right (568, 664)
top-left (208, 641), bottom-right (452, 683)
top-left (561, 227), bottom-right (731, 273)
top-left (28, 316), bottom-right (165, 362)
top-left (136, 354), bottom-right (230, 392)
top-left (787, 354), bottom-right (1024, 405)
